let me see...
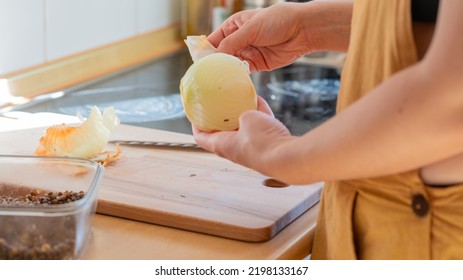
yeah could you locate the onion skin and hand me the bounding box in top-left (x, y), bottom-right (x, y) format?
top-left (35, 107), bottom-right (120, 158)
top-left (185, 35), bottom-right (217, 62)
top-left (180, 53), bottom-right (257, 132)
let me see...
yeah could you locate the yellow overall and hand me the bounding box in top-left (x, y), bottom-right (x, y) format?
top-left (311, 0), bottom-right (463, 259)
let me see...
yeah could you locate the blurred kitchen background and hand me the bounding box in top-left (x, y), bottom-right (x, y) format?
top-left (0, 0), bottom-right (344, 136)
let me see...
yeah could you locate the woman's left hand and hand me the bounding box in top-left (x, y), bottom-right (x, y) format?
top-left (192, 96), bottom-right (294, 174)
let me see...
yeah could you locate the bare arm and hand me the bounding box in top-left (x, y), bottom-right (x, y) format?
top-left (194, 0), bottom-right (463, 185)
top-left (261, 0), bottom-right (463, 184)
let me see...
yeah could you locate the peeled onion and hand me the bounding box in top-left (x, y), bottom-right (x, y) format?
top-left (35, 106), bottom-right (120, 159)
top-left (180, 51), bottom-right (257, 132)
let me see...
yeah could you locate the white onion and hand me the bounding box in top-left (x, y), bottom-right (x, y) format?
top-left (180, 52), bottom-right (257, 132)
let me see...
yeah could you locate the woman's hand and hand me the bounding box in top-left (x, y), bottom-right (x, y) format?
top-left (192, 96), bottom-right (294, 175)
top-left (207, 3), bottom-right (312, 72)
top-left (207, 1), bottom-right (353, 72)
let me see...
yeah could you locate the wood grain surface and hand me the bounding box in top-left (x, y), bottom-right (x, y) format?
top-left (0, 122), bottom-right (322, 242)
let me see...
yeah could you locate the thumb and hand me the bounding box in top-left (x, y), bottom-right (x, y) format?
top-left (238, 107), bottom-right (274, 132)
top-left (256, 96), bottom-right (274, 117)
top-left (237, 96), bottom-right (274, 130)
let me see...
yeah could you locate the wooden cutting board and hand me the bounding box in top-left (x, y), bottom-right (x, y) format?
top-left (0, 117), bottom-right (322, 242)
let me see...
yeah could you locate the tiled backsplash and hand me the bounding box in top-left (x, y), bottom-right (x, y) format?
top-left (0, 0), bottom-right (181, 76)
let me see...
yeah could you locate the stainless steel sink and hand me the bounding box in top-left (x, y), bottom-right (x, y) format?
top-left (11, 50), bottom-right (340, 136)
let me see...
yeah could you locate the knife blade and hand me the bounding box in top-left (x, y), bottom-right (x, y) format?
top-left (108, 140), bottom-right (205, 151)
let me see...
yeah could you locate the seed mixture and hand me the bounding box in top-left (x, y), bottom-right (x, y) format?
top-left (0, 189), bottom-right (84, 206)
top-left (0, 185), bottom-right (85, 260)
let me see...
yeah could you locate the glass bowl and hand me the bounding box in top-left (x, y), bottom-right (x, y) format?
top-left (0, 155), bottom-right (104, 259)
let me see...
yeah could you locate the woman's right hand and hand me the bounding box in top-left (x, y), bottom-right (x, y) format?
top-left (207, 1), bottom-right (353, 73)
top-left (207, 2), bottom-right (314, 72)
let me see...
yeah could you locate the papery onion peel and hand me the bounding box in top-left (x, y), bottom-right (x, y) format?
top-left (35, 106), bottom-right (121, 163)
top-left (184, 35), bottom-right (217, 62)
top-left (92, 143), bottom-right (123, 166)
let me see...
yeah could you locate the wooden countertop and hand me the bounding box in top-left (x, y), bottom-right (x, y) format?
top-left (82, 203), bottom-right (319, 260)
top-left (0, 114), bottom-right (320, 259)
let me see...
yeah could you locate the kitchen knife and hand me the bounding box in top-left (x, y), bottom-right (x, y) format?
top-left (108, 140), bottom-right (204, 151)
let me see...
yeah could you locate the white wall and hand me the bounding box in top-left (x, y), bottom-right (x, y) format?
top-left (0, 0), bottom-right (181, 76)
